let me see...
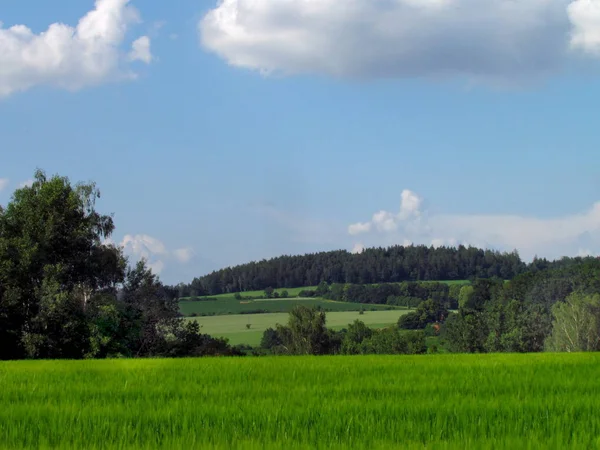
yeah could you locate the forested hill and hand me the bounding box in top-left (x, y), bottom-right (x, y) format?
top-left (179, 245), bottom-right (527, 296)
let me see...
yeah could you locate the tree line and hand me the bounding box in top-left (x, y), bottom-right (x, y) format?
top-left (174, 245), bottom-right (591, 297)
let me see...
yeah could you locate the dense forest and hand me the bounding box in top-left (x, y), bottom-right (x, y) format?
top-left (174, 245), bottom-right (591, 297)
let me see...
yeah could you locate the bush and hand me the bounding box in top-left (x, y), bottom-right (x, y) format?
top-left (298, 290), bottom-right (316, 298)
top-left (359, 328), bottom-right (426, 355)
top-left (398, 312), bottom-right (422, 330)
top-left (260, 328), bottom-right (283, 350)
top-left (424, 323), bottom-right (439, 337)
top-left (164, 321), bottom-right (244, 357)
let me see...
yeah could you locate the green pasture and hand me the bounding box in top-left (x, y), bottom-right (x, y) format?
top-left (180, 286), bottom-right (318, 302)
top-left (187, 310), bottom-right (411, 346)
top-left (3, 353), bottom-right (600, 449)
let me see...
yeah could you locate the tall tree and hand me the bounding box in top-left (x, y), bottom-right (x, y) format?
top-left (119, 260), bottom-right (181, 357)
top-left (276, 306), bottom-right (329, 355)
top-left (0, 170), bottom-right (124, 359)
top-left (545, 293), bottom-right (600, 352)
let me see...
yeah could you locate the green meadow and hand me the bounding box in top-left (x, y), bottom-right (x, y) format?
top-left (187, 310), bottom-right (411, 346)
top-left (180, 286), bottom-right (319, 302)
top-left (2, 353), bottom-right (600, 449)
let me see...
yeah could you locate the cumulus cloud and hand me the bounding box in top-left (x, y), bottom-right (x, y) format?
top-left (568, 0), bottom-right (600, 54)
top-left (0, 179), bottom-right (8, 192)
top-left (0, 0), bottom-right (151, 97)
top-left (349, 190), bottom-right (422, 236)
top-left (347, 190), bottom-right (600, 261)
top-left (200, 0), bottom-right (600, 82)
top-left (121, 234), bottom-right (168, 259)
top-left (129, 36), bottom-right (153, 63)
top-left (19, 179), bottom-right (33, 188)
top-left (120, 234), bottom-right (193, 275)
top-left (349, 222), bottom-right (372, 236)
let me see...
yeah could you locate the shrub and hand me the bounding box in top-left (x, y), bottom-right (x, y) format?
top-left (398, 312), bottom-right (422, 330)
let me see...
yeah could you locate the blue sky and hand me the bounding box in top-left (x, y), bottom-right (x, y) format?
top-left (2, 0), bottom-right (600, 283)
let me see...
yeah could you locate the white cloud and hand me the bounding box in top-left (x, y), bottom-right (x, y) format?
top-left (200, 0), bottom-right (600, 82)
top-left (129, 36), bottom-right (153, 63)
top-left (347, 190), bottom-right (600, 261)
top-left (19, 179), bottom-right (33, 188)
top-left (173, 247), bottom-right (194, 264)
top-left (148, 260), bottom-right (165, 275)
top-left (351, 243), bottom-right (365, 254)
top-left (121, 234), bottom-right (167, 259)
top-left (119, 234), bottom-right (195, 275)
top-left (399, 189), bottom-right (422, 219)
top-left (0, 178), bottom-right (8, 192)
top-left (350, 190), bottom-right (423, 236)
top-left (0, 0), bottom-right (150, 97)
top-left (348, 222), bottom-right (372, 236)
top-left (373, 210), bottom-right (398, 233)
top-left (568, 0), bottom-right (600, 54)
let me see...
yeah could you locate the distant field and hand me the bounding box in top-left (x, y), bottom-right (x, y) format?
top-left (420, 279), bottom-right (470, 286)
top-left (188, 310), bottom-right (411, 346)
top-left (3, 354), bottom-right (600, 449)
top-left (180, 286), bottom-right (318, 302)
top-left (179, 297), bottom-right (400, 317)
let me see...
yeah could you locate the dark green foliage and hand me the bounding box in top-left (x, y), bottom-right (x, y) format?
top-left (398, 312), bottom-right (423, 330)
top-left (315, 281), bottom-right (330, 297)
top-left (341, 320), bottom-right (374, 354)
top-left (164, 321), bottom-right (243, 357)
top-left (0, 170), bottom-right (124, 359)
top-left (183, 246), bottom-right (525, 295)
top-left (442, 311), bottom-right (488, 353)
top-left (275, 306), bottom-right (329, 355)
top-left (440, 259), bottom-right (600, 354)
top-left (298, 289), bottom-right (316, 297)
top-left (260, 327), bottom-right (283, 350)
top-left (358, 328), bottom-right (427, 355)
top-left (485, 301), bottom-right (551, 353)
top-left (398, 299), bottom-right (448, 330)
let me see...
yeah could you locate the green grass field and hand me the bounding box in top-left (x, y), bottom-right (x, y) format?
top-left (180, 286), bottom-right (318, 302)
top-left (2, 353), bottom-right (600, 449)
top-left (179, 297), bottom-right (400, 317)
top-left (188, 310), bottom-right (411, 346)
